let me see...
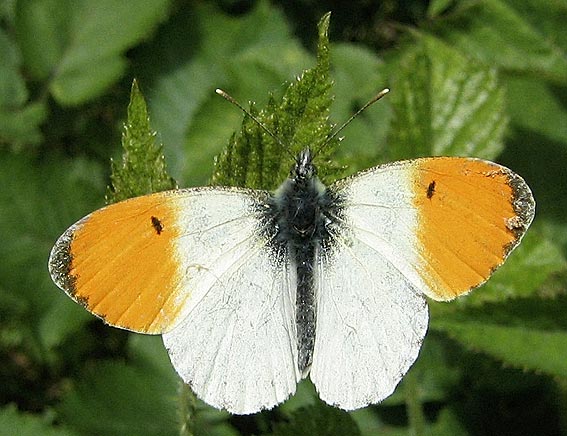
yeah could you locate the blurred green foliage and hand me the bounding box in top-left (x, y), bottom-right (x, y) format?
top-left (1, 1), bottom-right (566, 435)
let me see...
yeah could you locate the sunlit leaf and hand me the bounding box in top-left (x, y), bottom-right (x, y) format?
top-left (388, 35), bottom-right (506, 160)
top-left (15, 0), bottom-right (173, 105)
top-left (0, 404), bottom-right (79, 436)
top-left (426, 0), bottom-right (567, 83)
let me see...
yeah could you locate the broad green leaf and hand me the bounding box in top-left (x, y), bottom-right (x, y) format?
top-left (388, 35), bottom-right (506, 161)
top-left (426, 0), bottom-right (567, 83)
top-left (270, 405), bottom-right (361, 436)
top-left (434, 295), bottom-right (567, 332)
top-left (431, 315), bottom-right (567, 377)
top-left (504, 0), bottom-right (567, 52)
top-left (506, 76), bottom-right (567, 148)
top-left (50, 57), bottom-right (125, 105)
top-left (0, 28), bottom-right (46, 146)
top-left (0, 404), bottom-right (79, 436)
top-left (212, 12), bottom-right (336, 189)
top-left (330, 43), bottom-right (392, 172)
top-left (107, 80), bottom-right (177, 203)
top-left (361, 405), bottom-right (468, 436)
top-left (349, 408), bottom-right (384, 436)
top-left (0, 152), bottom-right (104, 355)
top-left (424, 409), bottom-right (470, 436)
top-left (14, 0), bottom-right (69, 80)
top-left (0, 29), bottom-right (27, 105)
top-left (499, 127), bottom-right (567, 253)
top-left (128, 335), bottom-right (173, 379)
top-left (56, 360), bottom-right (178, 436)
top-left (387, 335), bottom-right (462, 406)
top-left (427, 0), bottom-right (456, 18)
top-left (0, 0), bottom-right (16, 23)
top-left (0, 101), bottom-right (46, 148)
top-left (146, 58), bottom-right (218, 185)
top-left (140, 1), bottom-right (312, 185)
top-left (15, 0), bottom-right (173, 105)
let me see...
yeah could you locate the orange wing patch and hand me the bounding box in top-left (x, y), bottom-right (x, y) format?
top-left (50, 192), bottom-right (186, 333)
top-left (412, 157), bottom-right (535, 301)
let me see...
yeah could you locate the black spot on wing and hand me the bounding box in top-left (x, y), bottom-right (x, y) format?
top-left (151, 216), bottom-right (163, 235)
top-left (426, 180), bottom-right (436, 199)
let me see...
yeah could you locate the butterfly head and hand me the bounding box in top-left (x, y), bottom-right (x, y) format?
top-left (292, 148), bottom-right (317, 183)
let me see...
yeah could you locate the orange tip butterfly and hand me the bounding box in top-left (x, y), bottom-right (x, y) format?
top-left (49, 88), bottom-right (535, 414)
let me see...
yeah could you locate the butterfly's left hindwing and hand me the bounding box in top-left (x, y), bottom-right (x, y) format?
top-left (311, 163), bottom-right (429, 409)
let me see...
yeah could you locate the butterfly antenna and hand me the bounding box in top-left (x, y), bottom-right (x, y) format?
top-left (313, 88), bottom-right (390, 157)
top-left (216, 89), bottom-right (293, 158)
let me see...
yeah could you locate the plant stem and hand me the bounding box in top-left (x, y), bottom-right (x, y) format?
top-left (405, 368), bottom-right (425, 436)
top-left (178, 380), bottom-right (196, 436)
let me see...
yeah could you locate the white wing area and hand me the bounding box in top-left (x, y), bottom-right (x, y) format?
top-left (162, 188), bottom-right (300, 414)
top-left (310, 164), bottom-right (429, 410)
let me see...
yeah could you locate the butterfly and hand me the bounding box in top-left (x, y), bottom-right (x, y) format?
top-left (48, 89), bottom-right (535, 414)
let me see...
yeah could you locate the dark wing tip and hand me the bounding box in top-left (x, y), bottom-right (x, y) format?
top-left (508, 170), bottom-right (536, 235)
top-left (502, 169), bottom-right (536, 256)
top-left (48, 225), bottom-right (78, 296)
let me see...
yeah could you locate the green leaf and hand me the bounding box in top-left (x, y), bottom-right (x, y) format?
top-left (388, 335), bottom-right (462, 406)
top-left (14, 0), bottom-right (68, 80)
top-left (0, 102), bottom-right (46, 148)
top-left (106, 80), bottom-right (177, 203)
top-left (426, 0), bottom-right (567, 83)
top-left (427, 0), bottom-right (456, 18)
top-left (56, 360), bottom-right (179, 436)
top-left (330, 43), bottom-right (392, 171)
top-left (212, 12), bottom-right (336, 189)
top-left (431, 307), bottom-right (567, 378)
top-left (424, 408), bottom-right (470, 436)
top-left (0, 29), bottom-right (29, 105)
top-left (139, 2), bottom-right (312, 185)
top-left (0, 0), bottom-right (16, 23)
top-left (0, 152), bottom-right (104, 355)
top-left (0, 28), bottom-right (46, 147)
top-left (388, 35), bottom-right (507, 161)
top-left (0, 404), bottom-right (80, 436)
top-left (270, 405), bottom-right (361, 436)
top-left (15, 0), bottom-right (173, 105)
top-left (506, 76), bottom-right (567, 147)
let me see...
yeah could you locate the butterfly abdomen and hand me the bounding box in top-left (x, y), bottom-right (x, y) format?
top-left (268, 149), bottom-right (344, 375)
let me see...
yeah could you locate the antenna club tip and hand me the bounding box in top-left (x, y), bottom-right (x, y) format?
top-left (370, 88), bottom-right (390, 103)
top-left (215, 88), bottom-right (225, 95)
